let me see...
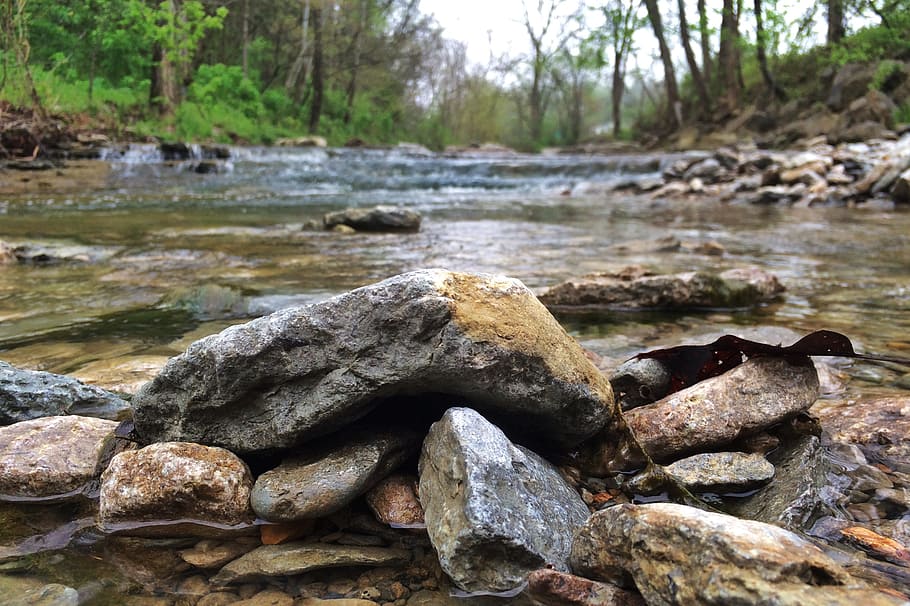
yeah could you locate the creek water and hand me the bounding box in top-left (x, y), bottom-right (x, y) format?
top-left (1, 145), bottom-right (909, 602)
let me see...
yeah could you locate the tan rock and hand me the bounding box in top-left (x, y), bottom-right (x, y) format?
top-left (178, 538), bottom-right (260, 568)
top-left (527, 569), bottom-right (645, 606)
top-left (570, 503), bottom-right (904, 606)
top-left (365, 473), bottom-right (424, 528)
top-left (0, 415), bottom-right (119, 501)
top-left (581, 357), bottom-right (819, 473)
top-left (233, 589), bottom-right (295, 606)
top-left (99, 442), bottom-right (254, 536)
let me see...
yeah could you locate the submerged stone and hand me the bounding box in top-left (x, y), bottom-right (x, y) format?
top-left (323, 206), bottom-right (422, 232)
top-left (418, 407), bottom-right (590, 593)
top-left (211, 543), bottom-right (410, 585)
top-left (539, 266), bottom-right (784, 311)
top-left (570, 502), bottom-right (902, 606)
top-left (526, 569), bottom-right (646, 606)
top-left (132, 269), bottom-right (614, 454)
top-left (250, 427), bottom-right (420, 522)
top-left (99, 442), bottom-right (254, 536)
top-left (0, 361), bottom-right (129, 425)
top-left (0, 415), bottom-right (120, 502)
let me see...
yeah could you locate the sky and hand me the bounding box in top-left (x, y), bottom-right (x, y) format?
top-left (420, 0), bottom-right (540, 65)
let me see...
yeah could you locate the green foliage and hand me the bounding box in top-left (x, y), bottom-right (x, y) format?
top-left (895, 102), bottom-right (910, 124)
top-left (829, 12), bottom-right (910, 66)
top-left (188, 64), bottom-right (263, 119)
top-left (174, 101), bottom-right (211, 139)
top-left (870, 59), bottom-right (903, 91)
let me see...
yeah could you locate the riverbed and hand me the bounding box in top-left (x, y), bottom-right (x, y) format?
top-left (1, 145), bottom-right (909, 602)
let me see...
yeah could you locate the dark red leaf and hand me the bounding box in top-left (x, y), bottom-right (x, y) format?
top-left (634, 330), bottom-right (910, 395)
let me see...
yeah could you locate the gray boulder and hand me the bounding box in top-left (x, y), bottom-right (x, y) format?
top-left (539, 266), bottom-right (784, 312)
top-left (570, 502), bottom-right (902, 606)
top-left (580, 357), bottom-right (819, 474)
top-left (0, 361), bottom-right (129, 425)
top-left (99, 442), bottom-right (254, 536)
top-left (251, 427), bottom-right (420, 522)
top-left (132, 270), bottom-right (614, 454)
top-left (0, 415), bottom-right (120, 502)
top-left (418, 407), bottom-right (590, 593)
top-left (323, 206), bottom-right (421, 232)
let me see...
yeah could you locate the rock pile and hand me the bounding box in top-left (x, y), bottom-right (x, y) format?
top-left (601, 133), bottom-right (910, 208)
top-left (0, 269), bottom-right (907, 605)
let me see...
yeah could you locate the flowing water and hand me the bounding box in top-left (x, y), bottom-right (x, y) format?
top-left (1, 145), bottom-right (909, 602)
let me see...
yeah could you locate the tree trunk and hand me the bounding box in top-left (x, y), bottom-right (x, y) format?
top-left (643, 0), bottom-right (681, 127)
top-left (344, 0), bottom-right (368, 125)
top-left (718, 0), bottom-right (740, 111)
top-left (285, 0), bottom-right (311, 98)
top-left (754, 0), bottom-right (787, 101)
top-left (827, 0), bottom-right (845, 44)
top-left (612, 60), bottom-right (624, 137)
top-left (308, 1), bottom-right (324, 134)
top-left (241, 0), bottom-right (249, 77)
top-left (697, 0), bottom-right (712, 86)
top-left (677, 0), bottom-right (711, 116)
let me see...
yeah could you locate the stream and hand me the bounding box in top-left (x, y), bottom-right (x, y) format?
top-left (1, 145), bottom-right (909, 603)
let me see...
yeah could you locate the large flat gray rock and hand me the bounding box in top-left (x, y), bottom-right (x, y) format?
top-left (419, 407), bottom-right (590, 594)
top-left (132, 270), bottom-right (614, 454)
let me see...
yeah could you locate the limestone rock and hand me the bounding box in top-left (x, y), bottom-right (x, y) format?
top-left (251, 427), bottom-right (419, 522)
top-left (539, 266), bottom-right (784, 312)
top-left (657, 451), bottom-right (775, 493)
top-left (211, 543), bottom-right (410, 585)
top-left (323, 206), bottom-right (422, 232)
top-left (178, 538), bottom-right (260, 569)
top-left (275, 136), bottom-right (327, 147)
top-left (0, 415), bottom-right (119, 502)
top-left (570, 502), bottom-right (903, 606)
top-left (132, 270), bottom-right (614, 454)
top-left (580, 357), bottom-right (819, 473)
top-left (365, 473), bottom-right (425, 527)
top-left (418, 407), bottom-right (590, 593)
top-left (99, 442), bottom-right (254, 536)
top-left (0, 361), bottom-right (129, 425)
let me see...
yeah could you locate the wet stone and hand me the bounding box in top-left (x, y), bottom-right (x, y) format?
top-left (580, 357), bottom-right (819, 474)
top-left (570, 502), bottom-right (903, 606)
top-left (418, 407), bottom-right (590, 594)
top-left (526, 568), bottom-right (646, 606)
top-left (0, 415), bottom-right (120, 502)
top-left (211, 543), bottom-right (411, 585)
top-left (178, 538), bottom-right (260, 569)
top-left (99, 442), bottom-right (254, 536)
top-left (0, 361), bottom-right (129, 425)
top-left (608, 357), bottom-right (671, 410)
top-left (538, 266), bottom-right (784, 311)
top-left (365, 473), bottom-right (425, 528)
top-left (661, 451), bottom-right (775, 493)
top-left (133, 269), bottom-right (614, 454)
top-left (251, 427), bottom-right (419, 522)
top-left (233, 588), bottom-right (295, 606)
top-left (323, 206), bottom-right (422, 232)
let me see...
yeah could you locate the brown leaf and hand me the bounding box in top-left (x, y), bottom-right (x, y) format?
top-left (634, 330), bottom-right (910, 395)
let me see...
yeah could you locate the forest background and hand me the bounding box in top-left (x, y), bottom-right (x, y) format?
top-left (1, 0), bottom-right (909, 151)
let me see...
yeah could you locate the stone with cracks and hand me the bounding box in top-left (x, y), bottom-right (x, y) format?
top-left (0, 361), bottom-right (129, 426)
top-left (539, 266), bottom-right (783, 312)
top-left (570, 502), bottom-right (904, 606)
top-left (418, 407), bottom-right (590, 594)
top-left (580, 356), bottom-right (819, 474)
top-left (132, 270), bottom-right (614, 454)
